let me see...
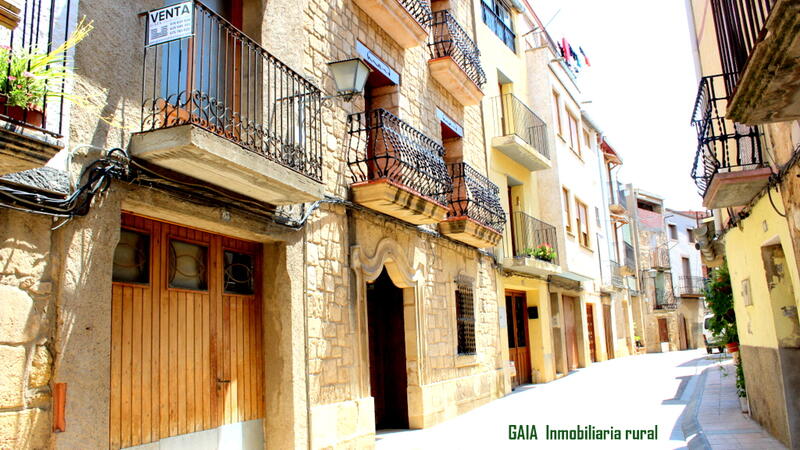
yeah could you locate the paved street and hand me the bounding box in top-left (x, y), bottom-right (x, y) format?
top-left (698, 359), bottom-right (785, 449)
top-left (376, 350), bottom-right (781, 450)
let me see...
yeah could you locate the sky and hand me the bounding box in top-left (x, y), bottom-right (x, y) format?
top-left (531, 0), bottom-right (703, 211)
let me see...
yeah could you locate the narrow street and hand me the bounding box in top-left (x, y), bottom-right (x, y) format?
top-left (375, 350), bottom-right (744, 449)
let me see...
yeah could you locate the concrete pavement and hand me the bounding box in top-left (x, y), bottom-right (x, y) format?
top-left (693, 358), bottom-right (786, 449)
top-left (374, 349), bottom-right (780, 449)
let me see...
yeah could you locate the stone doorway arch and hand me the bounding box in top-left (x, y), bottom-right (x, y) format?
top-left (351, 238), bottom-right (425, 429)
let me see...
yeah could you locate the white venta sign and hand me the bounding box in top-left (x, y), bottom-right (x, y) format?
top-left (147, 1), bottom-right (194, 47)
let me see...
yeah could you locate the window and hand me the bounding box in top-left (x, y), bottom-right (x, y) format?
top-left (169, 239), bottom-right (208, 290)
top-left (224, 250), bottom-right (255, 295)
top-left (687, 228), bottom-right (696, 243)
top-left (575, 199), bottom-right (590, 247)
top-left (668, 224), bottom-right (678, 240)
top-left (567, 112), bottom-right (580, 156)
top-left (562, 187), bottom-right (572, 233)
top-left (481, 0), bottom-right (515, 51)
top-left (637, 201), bottom-right (655, 212)
top-left (595, 206), bottom-right (601, 227)
top-left (113, 229), bottom-right (150, 284)
top-left (552, 90), bottom-right (562, 136)
top-left (455, 276), bottom-right (476, 355)
top-left (583, 130), bottom-right (592, 153)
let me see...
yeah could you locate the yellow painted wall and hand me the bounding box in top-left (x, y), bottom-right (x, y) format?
top-left (724, 189), bottom-right (800, 349)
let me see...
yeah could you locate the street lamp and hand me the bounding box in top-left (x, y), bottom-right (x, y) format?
top-left (326, 58), bottom-right (372, 102)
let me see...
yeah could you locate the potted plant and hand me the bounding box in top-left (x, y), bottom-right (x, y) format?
top-left (525, 243), bottom-right (557, 263)
top-left (0, 19), bottom-right (92, 127)
top-left (736, 357), bottom-right (749, 413)
top-left (704, 264), bottom-right (739, 354)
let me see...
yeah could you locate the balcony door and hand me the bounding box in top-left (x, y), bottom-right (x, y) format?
top-left (505, 291), bottom-right (531, 385)
top-left (110, 213), bottom-right (264, 449)
top-left (160, 0), bottom-right (245, 135)
top-left (682, 257), bottom-right (691, 278)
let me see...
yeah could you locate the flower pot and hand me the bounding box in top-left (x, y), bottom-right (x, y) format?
top-left (0, 95), bottom-right (44, 128)
top-left (739, 396), bottom-right (749, 413)
top-left (726, 342), bottom-right (739, 354)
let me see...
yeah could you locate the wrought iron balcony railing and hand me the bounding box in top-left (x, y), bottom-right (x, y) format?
top-left (711, 0), bottom-right (776, 97)
top-left (490, 94), bottom-right (550, 159)
top-left (690, 74), bottom-right (765, 196)
top-left (446, 162), bottom-right (505, 233)
top-left (347, 108), bottom-right (452, 205)
top-left (140, 1), bottom-right (322, 182)
top-left (654, 288), bottom-right (678, 310)
top-left (609, 260), bottom-right (624, 288)
top-left (0, 0), bottom-right (72, 137)
top-left (429, 10), bottom-right (486, 89)
top-left (399, 0), bottom-right (433, 28)
top-left (678, 276), bottom-right (708, 296)
top-left (508, 211), bottom-right (559, 265)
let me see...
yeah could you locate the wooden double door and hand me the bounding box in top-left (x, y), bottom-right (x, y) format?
top-left (110, 213), bottom-right (265, 449)
top-left (505, 291), bottom-right (531, 385)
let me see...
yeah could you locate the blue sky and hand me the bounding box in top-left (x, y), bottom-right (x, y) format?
top-left (532, 0), bottom-right (703, 210)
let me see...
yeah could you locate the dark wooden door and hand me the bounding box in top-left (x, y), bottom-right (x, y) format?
top-left (679, 315), bottom-right (688, 350)
top-left (658, 318), bottom-right (669, 343)
top-left (367, 270), bottom-right (408, 429)
top-left (505, 292), bottom-right (531, 385)
top-left (586, 304), bottom-right (597, 362)
top-left (563, 296), bottom-right (579, 371)
top-left (603, 304), bottom-right (614, 360)
top-left (110, 213), bottom-right (264, 449)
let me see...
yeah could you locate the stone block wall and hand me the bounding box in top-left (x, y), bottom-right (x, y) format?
top-left (304, 204), bottom-right (504, 409)
top-left (0, 210), bottom-right (56, 449)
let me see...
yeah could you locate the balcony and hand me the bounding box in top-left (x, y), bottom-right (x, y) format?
top-left (131, 2), bottom-right (323, 206)
top-left (439, 162), bottom-right (505, 248)
top-left (352, 0), bottom-right (430, 48)
top-left (678, 276), bottom-right (707, 298)
top-left (710, 0), bottom-right (800, 123)
top-left (428, 10), bottom-right (486, 106)
top-left (0, 0), bottom-right (66, 176)
top-left (654, 288), bottom-right (678, 311)
top-left (691, 74), bottom-right (770, 209)
top-left (489, 94), bottom-right (551, 171)
top-left (651, 246), bottom-right (670, 270)
top-left (498, 211), bottom-right (561, 276)
top-left (348, 108), bottom-right (451, 224)
top-left (609, 261), bottom-right (625, 288)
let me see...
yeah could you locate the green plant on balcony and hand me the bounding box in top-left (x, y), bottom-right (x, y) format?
top-left (525, 243), bottom-right (556, 263)
top-left (0, 19), bottom-right (92, 125)
top-left (704, 263), bottom-right (739, 346)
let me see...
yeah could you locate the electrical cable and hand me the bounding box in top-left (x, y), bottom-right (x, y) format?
top-left (0, 147), bottom-right (131, 218)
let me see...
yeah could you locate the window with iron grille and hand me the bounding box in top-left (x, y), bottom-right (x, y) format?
top-left (455, 276), bottom-right (476, 355)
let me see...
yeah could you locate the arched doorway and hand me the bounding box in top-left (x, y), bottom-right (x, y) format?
top-left (367, 269), bottom-right (409, 429)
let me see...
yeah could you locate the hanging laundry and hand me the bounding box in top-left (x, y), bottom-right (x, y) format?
top-left (562, 38), bottom-right (571, 62)
top-left (579, 46), bottom-right (591, 66)
top-left (569, 45), bottom-right (580, 67)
